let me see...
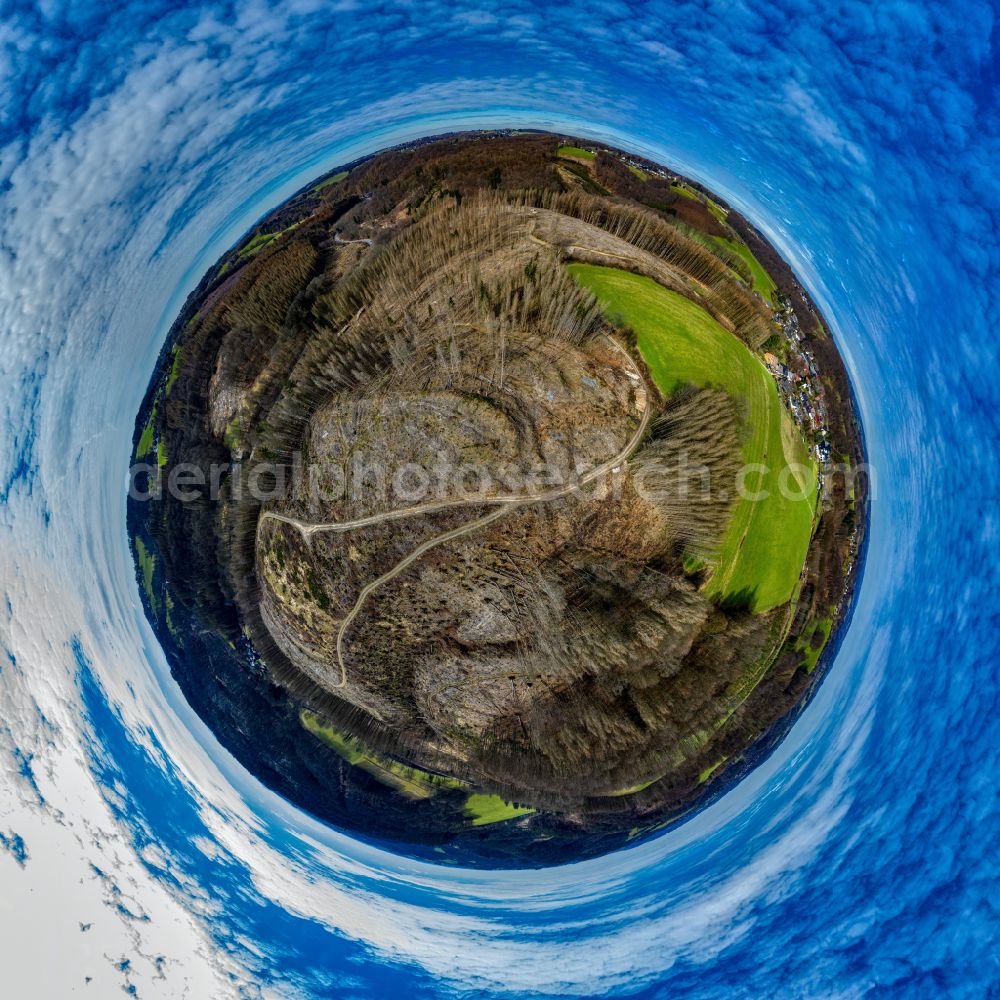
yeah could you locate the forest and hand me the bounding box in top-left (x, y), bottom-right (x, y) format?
top-left (126, 130), bottom-right (868, 861)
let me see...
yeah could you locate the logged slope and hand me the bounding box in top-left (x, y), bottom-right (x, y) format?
top-left (129, 131), bottom-right (866, 864)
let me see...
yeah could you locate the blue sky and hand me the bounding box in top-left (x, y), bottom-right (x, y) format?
top-left (0, 0), bottom-right (997, 997)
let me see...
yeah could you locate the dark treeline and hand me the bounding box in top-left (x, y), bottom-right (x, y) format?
top-left (126, 131), bottom-right (868, 859)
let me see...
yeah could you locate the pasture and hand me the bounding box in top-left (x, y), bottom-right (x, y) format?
top-left (568, 264), bottom-right (815, 611)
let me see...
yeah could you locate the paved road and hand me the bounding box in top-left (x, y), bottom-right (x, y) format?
top-left (257, 335), bottom-right (650, 688)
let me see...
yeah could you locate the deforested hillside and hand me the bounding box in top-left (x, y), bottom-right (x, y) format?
top-left (127, 130), bottom-right (867, 864)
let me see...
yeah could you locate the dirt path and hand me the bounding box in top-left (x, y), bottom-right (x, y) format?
top-left (257, 336), bottom-right (650, 687)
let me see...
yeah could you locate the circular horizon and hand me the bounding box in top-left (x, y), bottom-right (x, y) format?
top-left (126, 128), bottom-right (869, 867)
top-left (0, 2), bottom-right (994, 997)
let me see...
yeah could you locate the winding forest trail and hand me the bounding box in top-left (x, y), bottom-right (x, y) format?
top-left (257, 336), bottom-right (651, 688)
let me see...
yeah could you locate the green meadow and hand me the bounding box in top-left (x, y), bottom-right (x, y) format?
top-left (239, 219), bottom-right (304, 259)
top-left (135, 536), bottom-right (157, 612)
top-left (713, 236), bottom-right (777, 303)
top-left (301, 711), bottom-right (535, 825)
top-left (136, 404), bottom-right (156, 459)
top-left (556, 145), bottom-right (595, 160)
top-left (311, 169), bottom-right (348, 193)
top-left (464, 794), bottom-right (535, 827)
top-left (301, 710), bottom-right (463, 799)
top-left (568, 264), bottom-right (816, 612)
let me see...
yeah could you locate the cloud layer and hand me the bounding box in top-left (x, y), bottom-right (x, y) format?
top-left (0, 0), bottom-right (997, 997)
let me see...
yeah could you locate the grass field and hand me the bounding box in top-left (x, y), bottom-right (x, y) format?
top-left (136, 349), bottom-right (181, 463)
top-left (698, 757), bottom-right (727, 783)
top-left (300, 711), bottom-right (537, 824)
top-left (310, 170), bottom-right (348, 193)
top-left (609, 776), bottom-right (659, 796)
top-left (712, 236), bottom-right (777, 303)
top-left (135, 536), bottom-right (157, 612)
top-left (670, 183), bottom-right (729, 224)
top-left (301, 710), bottom-right (469, 799)
top-left (795, 613), bottom-right (833, 671)
top-left (165, 346), bottom-right (182, 395)
top-left (556, 145), bottom-right (595, 160)
top-left (464, 794), bottom-right (535, 826)
top-left (705, 198), bottom-right (729, 224)
top-left (239, 219), bottom-right (303, 259)
top-left (627, 164), bottom-right (652, 180)
top-left (568, 264), bottom-right (816, 612)
top-left (136, 404), bottom-right (156, 459)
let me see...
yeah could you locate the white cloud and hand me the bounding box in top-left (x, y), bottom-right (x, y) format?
top-left (0, 0), bottom-right (994, 996)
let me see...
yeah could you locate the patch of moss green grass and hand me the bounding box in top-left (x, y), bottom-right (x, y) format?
top-left (165, 347), bottom-right (182, 395)
top-left (796, 614), bottom-right (834, 672)
top-left (712, 236), bottom-right (777, 302)
top-left (311, 170), bottom-right (348, 193)
top-left (568, 263), bottom-right (816, 612)
top-left (464, 794), bottom-right (535, 827)
top-left (135, 536), bottom-right (157, 613)
top-left (238, 220), bottom-right (304, 259)
top-left (301, 710), bottom-right (467, 801)
top-left (136, 404), bottom-right (156, 459)
top-left (302, 712), bottom-right (538, 823)
top-left (556, 145), bottom-right (596, 160)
